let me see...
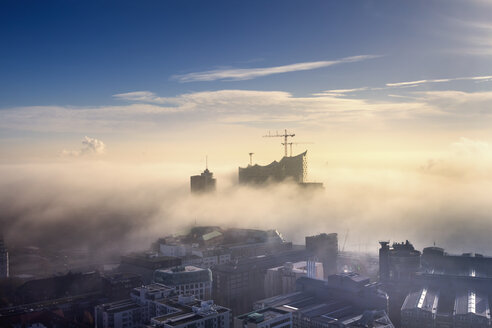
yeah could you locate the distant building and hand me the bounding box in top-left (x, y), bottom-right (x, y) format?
top-left (238, 151), bottom-right (306, 185)
top-left (101, 272), bottom-right (143, 301)
top-left (0, 236), bottom-right (8, 278)
top-left (305, 233), bottom-right (338, 278)
top-left (234, 307), bottom-right (292, 328)
top-left (191, 168), bottom-right (216, 193)
top-left (153, 266), bottom-right (212, 300)
top-left (264, 261), bottom-right (323, 298)
top-left (151, 296), bottom-right (230, 328)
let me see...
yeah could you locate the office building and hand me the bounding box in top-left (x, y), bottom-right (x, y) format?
top-left (153, 266), bottom-right (213, 300)
top-left (264, 261), bottom-right (323, 298)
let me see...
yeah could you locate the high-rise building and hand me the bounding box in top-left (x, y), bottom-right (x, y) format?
top-left (191, 168), bottom-right (216, 193)
top-left (305, 233), bottom-right (338, 278)
top-left (0, 235), bottom-right (8, 278)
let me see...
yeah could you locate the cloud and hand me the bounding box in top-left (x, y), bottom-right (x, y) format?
top-left (172, 55), bottom-right (381, 82)
top-left (386, 75), bottom-right (492, 87)
top-left (62, 136), bottom-right (106, 157)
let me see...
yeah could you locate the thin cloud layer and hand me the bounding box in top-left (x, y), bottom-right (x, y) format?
top-left (172, 55), bottom-right (380, 82)
top-left (386, 75), bottom-right (492, 87)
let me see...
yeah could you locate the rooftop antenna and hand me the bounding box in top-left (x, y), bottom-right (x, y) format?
top-left (249, 152), bottom-right (254, 165)
top-left (205, 155), bottom-right (208, 170)
top-left (263, 129), bottom-right (295, 157)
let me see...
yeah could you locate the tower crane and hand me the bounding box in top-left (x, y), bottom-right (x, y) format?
top-left (263, 129), bottom-right (295, 157)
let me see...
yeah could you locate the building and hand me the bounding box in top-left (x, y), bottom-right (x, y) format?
top-left (400, 288), bottom-right (439, 328)
top-left (212, 249), bottom-right (309, 315)
top-left (453, 290), bottom-right (491, 328)
top-left (0, 235), bottom-right (8, 278)
top-left (400, 288), bottom-right (491, 328)
top-left (254, 274), bottom-right (393, 328)
top-left (95, 283), bottom-right (176, 328)
top-left (119, 252), bottom-right (182, 284)
top-left (264, 261), bottom-right (323, 298)
top-left (305, 233), bottom-right (338, 278)
top-left (379, 240), bottom-right (421, 283)
top-left (234, 307), bottom-right (292, 328)
top-left (153, 266), bottom-right (213, 300)
top-left (101, 272), bottom-right (143, 301)
top-left (238, 151), bottom-right (306, 185)
top-left (191, 168), bottom-right (216, 193)
top-left (151, 296), bottom-right (231, 328)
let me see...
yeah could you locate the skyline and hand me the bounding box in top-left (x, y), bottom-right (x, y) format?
top-left (1, 0), bottom-right (492, 166)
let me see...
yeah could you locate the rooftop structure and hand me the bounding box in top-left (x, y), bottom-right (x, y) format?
top-left (234, 307), bottom-right (292, 328)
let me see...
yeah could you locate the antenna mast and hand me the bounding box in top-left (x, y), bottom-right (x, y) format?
top-left (248, 152), bottom-right (254, 165)
top-left (263, 129), bottom-right (295, 157)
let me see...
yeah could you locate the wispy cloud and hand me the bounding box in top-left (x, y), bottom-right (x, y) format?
top-left (62, 136), bottom-right (106, 157)
top-left (386, 75), bottom-right (492, 87)
top-left (172, 55), bottom-right (381, 82)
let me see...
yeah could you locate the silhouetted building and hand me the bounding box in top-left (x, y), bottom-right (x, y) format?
top-left (101, 272), bottom-right (143, 301)
top-left (306, 233), bottom-right (338, 278)
top-left (153, 266), bottom-right (213, 300)
top-left (0, 236), bottom-right (8, 278)
top-left (191, 168), bottom-right (216, 193)
top-left (400, 288), bottom-right (439, 328)
top-left (378, 240), bottom-right (421, 284)
top-left (238, 151), bottom-right (307, 185)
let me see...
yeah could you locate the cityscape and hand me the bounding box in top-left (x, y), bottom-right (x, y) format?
top-left (2, 1), bottom-right (492, 327)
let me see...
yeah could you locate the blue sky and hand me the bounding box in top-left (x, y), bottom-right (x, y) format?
top-left (1, 0), bottom-right (492, 161)
top-left (1, 0), bottom-right (491, 108)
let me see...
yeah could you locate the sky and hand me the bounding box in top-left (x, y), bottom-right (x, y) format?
top-left (1, 1), bottom-right (492, 253)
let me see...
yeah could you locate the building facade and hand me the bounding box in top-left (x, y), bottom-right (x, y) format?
top-left (153, 266), bottom-right (213, 300)
top-left (264, 261), bottom-right (323, 298)
top-left (305, 233), bottom-right (338, 278)
top-left (191, 168), bottom-right (216, 193)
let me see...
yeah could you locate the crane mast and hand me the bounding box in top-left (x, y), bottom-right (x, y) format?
top-left (263, 129), bottom-right (295, 157)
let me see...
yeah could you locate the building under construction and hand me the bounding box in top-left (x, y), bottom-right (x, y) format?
top-left (238, 129), bottom-right (323, 188)
top-left (238, 151), bottom-right (307, 185)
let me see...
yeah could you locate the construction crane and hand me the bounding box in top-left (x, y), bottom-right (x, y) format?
top-left (263, 129), bottom-right (295, 157)
top-left (281, 142), bottom-right (314, 157)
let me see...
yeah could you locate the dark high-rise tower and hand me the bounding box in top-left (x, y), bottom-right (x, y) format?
top-left (191, 168), bottom-right (216, 193)
top-left (305, 233), bottom-right (338, 279)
